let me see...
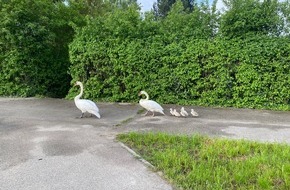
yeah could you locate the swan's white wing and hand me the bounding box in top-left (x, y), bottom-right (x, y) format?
top-left (76, 99), bottom-right (99, 111)
top-left (75, 99), bottom-right (100, 115)
top-left (86, 99), bottom-right (99, 109)
top-left (88, 109), bottom-right (101, 118)
top-left (140, 99), bottom-right (164, 114)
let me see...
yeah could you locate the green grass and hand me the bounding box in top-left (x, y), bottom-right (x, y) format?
top-left (117, 132), bottom-right (290, 190)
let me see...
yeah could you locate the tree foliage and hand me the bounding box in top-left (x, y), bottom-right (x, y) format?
top-left (0, 0), bottom-right (76, 97)
top-left (68, 2), bottom-right (290, 110)
top-left (66, 0), bottom-right (137, 18)
top-left (153, 0), bottom-right (195, 18)
top-left (221, 0), bottom-right (284, 38)
top-left (0, 0), bottom-right (289, 110)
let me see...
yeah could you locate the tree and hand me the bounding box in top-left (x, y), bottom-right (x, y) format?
top-left (220, 0), bottom-right (284, 38)
top-left (67, 0), bottom-right (112, 18)
top-left (158, 0), bottom-right (219, 41)
top-left (279, 0), bottom-right (290, 36)
top-left (153, 0), bottom-right (195, 18)
top-left (0, 0), bottom-right (75, 97)
top-left (66, 0), bottom-right (138, 18)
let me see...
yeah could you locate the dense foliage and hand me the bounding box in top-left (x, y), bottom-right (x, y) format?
top-left (68, 1), bottom-right (290, 110)
top-left (0, 0), bottom-right (137, 97)
top-left (153, 0), bottom-right (195, 17)
top-left (0, 0), bottom-right (76, 97)
top-left (0, 0), bottom-right (289, 110)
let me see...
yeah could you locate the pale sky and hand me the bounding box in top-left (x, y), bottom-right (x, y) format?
top-left (137, 0), bottom-right (156, 12)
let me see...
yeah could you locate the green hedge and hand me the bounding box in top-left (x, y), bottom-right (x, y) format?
top-left (2, 1), bottom-right (287, 110)
top-left (0, 0), bottom-right (73, 97)
top-left (68, 12), bottom-right (290, 110)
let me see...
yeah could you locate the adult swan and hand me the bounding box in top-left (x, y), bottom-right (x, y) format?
top-left (74, 81), bottom-right (101, 119)
top-left (138, 90), bottom-right (165, 117)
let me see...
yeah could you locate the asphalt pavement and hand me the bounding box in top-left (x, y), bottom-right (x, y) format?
top-left (0, 98), bottom-right (289, 190)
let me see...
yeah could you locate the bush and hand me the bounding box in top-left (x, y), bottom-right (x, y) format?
top-left (232, 37), bottom-right (290, 109)
top-left (0, 0), bottom-right (74, 97)
top-left (67, 6), bottom-right (290, 110)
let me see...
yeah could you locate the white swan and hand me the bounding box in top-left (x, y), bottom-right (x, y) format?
top-left (169, 108), bottom-right (175, 116)
top-left (190, 109), bottom-right (198, 117)
top-left (74, 81), bottom-right (101, 119)
top-left (172, 109), bottom-right (181, 117)
top-left (180, 107), bottom-right (188, 117)
top-left (138, 91), bottom-right (165, 117)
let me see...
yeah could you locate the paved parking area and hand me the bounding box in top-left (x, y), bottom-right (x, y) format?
top-left (0, 98), bottom-right (289, 190)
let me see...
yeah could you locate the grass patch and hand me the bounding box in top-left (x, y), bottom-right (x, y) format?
top-left (117, 132), bottom-right (290, 190)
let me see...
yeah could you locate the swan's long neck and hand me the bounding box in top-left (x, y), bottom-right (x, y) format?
top-left (142, 92), bottom-right (149, 100)
top-left (75, 83), bottom-right (83, 100)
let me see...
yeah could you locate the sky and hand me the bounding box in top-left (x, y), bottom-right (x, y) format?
top-left (137, 0), bottom-right (156, 12)
top-left (137, 0), bottom-right (226, 12)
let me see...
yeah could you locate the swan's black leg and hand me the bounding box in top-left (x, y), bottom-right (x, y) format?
top-left (80, 113), bottom-right (84, 118)
top-left (152, 112), bottom-right (155, 117)
top-left (143, 110), bottom-right (149, 116)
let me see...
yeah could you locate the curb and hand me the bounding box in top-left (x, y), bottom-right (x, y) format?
top-left (118, 142), bottom-right (155, 169)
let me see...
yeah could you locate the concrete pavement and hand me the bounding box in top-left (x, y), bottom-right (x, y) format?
top-left (0, 98), bottom-right (290, 190)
